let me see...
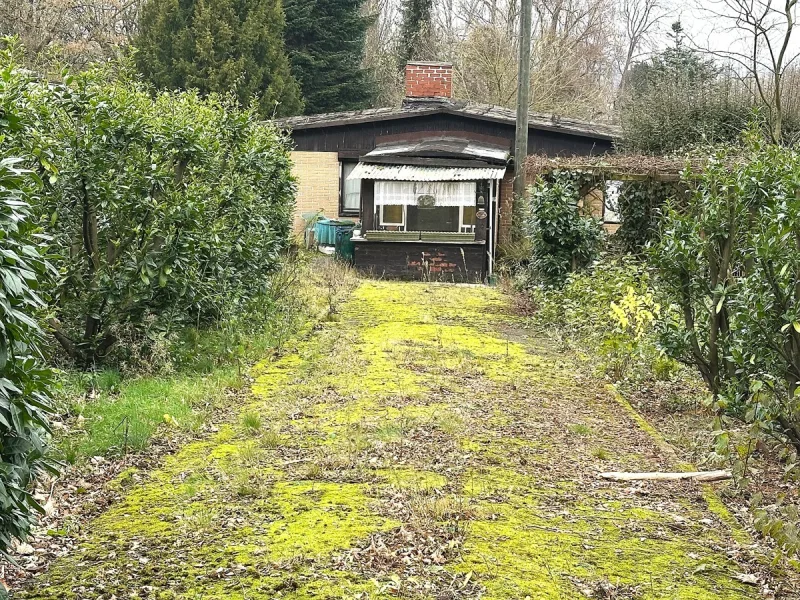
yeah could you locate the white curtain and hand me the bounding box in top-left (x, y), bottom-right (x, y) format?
top-left (375, 181), bottom-right (476, 206)
top-left (342, 162), bottom-right (360, 210)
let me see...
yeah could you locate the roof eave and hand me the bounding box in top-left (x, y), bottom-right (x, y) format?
top-left (275, 105), bottom-right (619, 142)
top-left (275, 107), bottom-right (444, 131)
top-left (439, 108), bottom-right (617, 141)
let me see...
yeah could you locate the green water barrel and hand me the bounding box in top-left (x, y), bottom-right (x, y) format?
top-left (335, 226), bottom-right (355, 263)
top-left (314, 218), bottom-right (335, 246)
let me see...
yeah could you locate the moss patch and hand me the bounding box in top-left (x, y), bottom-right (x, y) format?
top-left (23, 281), bottom-right (766, 599)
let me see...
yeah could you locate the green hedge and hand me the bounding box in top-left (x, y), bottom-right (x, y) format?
top-left (0, 157), bottom-right (56, 558)
top-left (616, 180), bottom-right (685, 254)
top-left (0, 39), bottom-right (297, 555)
top-left (523, 172), bottom-right (604, 286)
top-left (1, 43), bottom-right (296, 367)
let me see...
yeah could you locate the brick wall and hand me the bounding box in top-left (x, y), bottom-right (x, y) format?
top-left (290, 151), bottom-right (340, 234)
top-left (353, 240), bottom-right (485, 282)
top-left (405, 62), bottom-right (453, 98)
top-left (497, 171), bottom-right (514, 247)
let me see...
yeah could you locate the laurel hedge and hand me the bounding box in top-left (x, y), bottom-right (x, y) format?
top-left (0, 40), bottom-right (296, 555)
top-left (1, 43), bottom-right (296, 367)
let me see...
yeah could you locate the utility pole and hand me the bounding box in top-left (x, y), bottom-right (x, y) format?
top-left (513, 0), bottom-right (532, 202)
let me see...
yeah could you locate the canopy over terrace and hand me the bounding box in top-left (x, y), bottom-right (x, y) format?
top-left (524, 153), bottom-right (727, 182)
top-left (361, 138), bottom-right (510, 164)
top-left (350, 163), bottom-right (506, 238)
top-left (349, 163), bottom-right (506, 182)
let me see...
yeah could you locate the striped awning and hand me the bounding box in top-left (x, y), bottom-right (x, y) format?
top-left (348, 163), bottom-right (506, 181)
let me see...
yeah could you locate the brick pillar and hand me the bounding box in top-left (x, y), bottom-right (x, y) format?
top-left (497, 172), bottom-right (514, 247)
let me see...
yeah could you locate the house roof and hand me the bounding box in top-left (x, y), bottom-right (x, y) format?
top-left (274, 98), bottom-right (620, 142)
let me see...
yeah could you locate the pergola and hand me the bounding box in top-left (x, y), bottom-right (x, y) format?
top-left (523, 153), bottom-right (727, 183)
top-left (518, 153), bottom-right (729, 231)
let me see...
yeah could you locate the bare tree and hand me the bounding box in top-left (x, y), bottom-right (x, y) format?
top-left (700, 0), bottom-right (800, 142)
top-left (617, 0), bottom-right (669, 81)
top-left (363, 0), bottom-right (406, 105)
top-left (529, 0), bottom-right (617, 117)
top-left (452, 24), bottom-right (519, 105)
top-left (366, 0), bottom-right (618, 119)
top-left (0, 0), bottom-right (141, 67)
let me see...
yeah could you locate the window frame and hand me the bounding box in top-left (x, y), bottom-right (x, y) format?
top-left (379, 204), bottom-right (406, 229)
top-left (459, 205), bottom-right (477, 233)
top-left (339, 160), bottom-right (361, 217)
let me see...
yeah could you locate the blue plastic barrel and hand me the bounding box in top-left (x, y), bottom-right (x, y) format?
top-left (315, 219), bottom-right (355, 247)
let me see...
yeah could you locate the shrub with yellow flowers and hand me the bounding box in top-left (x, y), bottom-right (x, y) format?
top-left (601, 286), bottom-right (662, 380)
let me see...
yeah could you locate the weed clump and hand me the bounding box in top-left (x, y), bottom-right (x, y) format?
top-left (241, 411), bottom-right (263, 433)
top-left (568, 423), bottom-right (592, 436)
top-left (261, 430), bottom-right (282, 449)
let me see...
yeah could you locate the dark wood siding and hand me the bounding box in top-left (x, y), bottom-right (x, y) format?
top-left (291, 113), bottom-right (612, 157)
top-left (353, 240), bottom-right (486, 282)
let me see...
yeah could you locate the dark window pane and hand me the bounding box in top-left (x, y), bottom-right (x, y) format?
top-left (407, 206), bottom-right (459, 232)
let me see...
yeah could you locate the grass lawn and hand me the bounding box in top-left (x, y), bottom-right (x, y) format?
top-left (57, 368), bottom-right (243, 460)
top-left (24, 280), bottom-right (782, 599)
top-left (50, 254), bottom-right (331, 464)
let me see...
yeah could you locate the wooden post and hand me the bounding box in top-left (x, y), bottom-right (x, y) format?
top-left (513, 0), bottom-right (532, 203)
top-left (361, 180), bottom-right (375, 231)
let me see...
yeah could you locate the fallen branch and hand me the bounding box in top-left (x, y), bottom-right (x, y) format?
top-left (599, 470), bottom-right (732, 482)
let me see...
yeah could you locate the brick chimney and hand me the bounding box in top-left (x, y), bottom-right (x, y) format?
top-left (405, 62), bottom-right (453, 99)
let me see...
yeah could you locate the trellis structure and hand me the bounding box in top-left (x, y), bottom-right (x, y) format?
top-left (518, 153), bottom-right (729, 243)
top-left (523, 153), bottom-right (733, 183)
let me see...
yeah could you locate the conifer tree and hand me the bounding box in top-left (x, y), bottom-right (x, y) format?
top-left (135, 0), bottom-right (303, 117)
top-left (284, 0), bottom-right (374, 114)
top-left (398, 0), bottom-right (435, 67)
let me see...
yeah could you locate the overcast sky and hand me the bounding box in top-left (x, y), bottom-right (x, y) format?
top-left (653, 0), bottom-right (800, 72)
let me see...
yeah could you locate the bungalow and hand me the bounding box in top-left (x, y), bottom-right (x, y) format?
top-left (276, 62), bottom-right (618, 281)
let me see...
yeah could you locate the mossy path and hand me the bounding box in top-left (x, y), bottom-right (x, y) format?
top-left (25, 282), bottom-right (765, 599)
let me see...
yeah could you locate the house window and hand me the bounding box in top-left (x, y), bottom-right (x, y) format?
top-left (460, 206), bottom-right (476, 232)
top-left (407, 206), bottom-right (459, 231)
top-left (375, 181), bottom-right (476, 233)
top-left (380, 204), bottom-right (406, 229)
top-left (340, 161), bottom-right (360, 215)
